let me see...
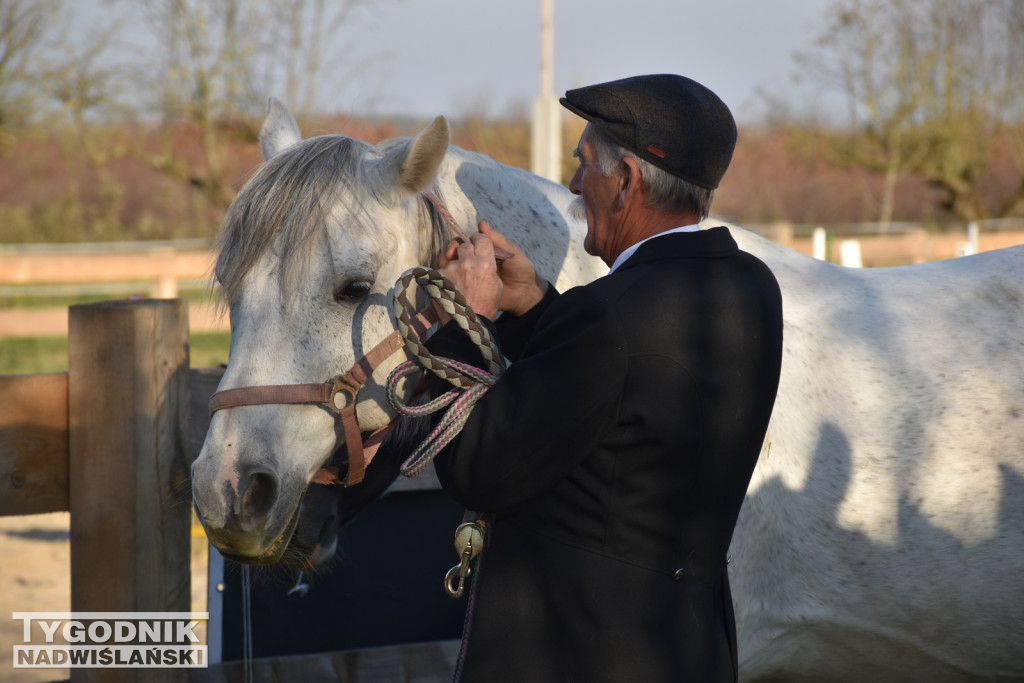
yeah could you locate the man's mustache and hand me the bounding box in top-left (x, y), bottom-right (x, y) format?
top-left (568, 196), bottom-right (586, 222)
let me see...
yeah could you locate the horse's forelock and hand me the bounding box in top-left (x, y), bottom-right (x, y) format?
top-left (214, 135), bottom-right (369, 303)
top-left (213, 133), bottom-right (459, 306)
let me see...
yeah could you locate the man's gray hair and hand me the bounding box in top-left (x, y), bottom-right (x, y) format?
top-left (587, 125), bottom-right (714, 220)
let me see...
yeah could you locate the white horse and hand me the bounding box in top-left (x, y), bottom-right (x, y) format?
top-left (192, 99), bottom-right (1024, 681)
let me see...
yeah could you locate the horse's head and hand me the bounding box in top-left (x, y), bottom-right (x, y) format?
top-left (192, 99), bottom-right (451, 565)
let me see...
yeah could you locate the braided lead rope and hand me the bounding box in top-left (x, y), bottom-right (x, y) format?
top-left (394, 268), bottom-right (504, 382)
top-left (389, 267), bottom-right (505, 477)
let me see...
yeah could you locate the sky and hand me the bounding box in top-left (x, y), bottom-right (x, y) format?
top-left (334, 0), bottom-right (833, 123)
top-left (72, 0), bottom-right (839, 125)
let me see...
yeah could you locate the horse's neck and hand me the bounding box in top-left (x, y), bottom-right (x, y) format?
top-left (431, 149), bottom-right (605, 288)
top-left (431, 149), bottom-right (557, 235)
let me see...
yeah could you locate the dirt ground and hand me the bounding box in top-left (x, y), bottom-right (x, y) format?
top-left (0, 513), bottom-right (208, 683)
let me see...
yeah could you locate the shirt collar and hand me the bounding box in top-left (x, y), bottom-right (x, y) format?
top-left (607, 224), bottom-right (701, 273)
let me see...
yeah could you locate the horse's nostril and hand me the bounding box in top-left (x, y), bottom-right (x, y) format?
top-left (238, 469), bottom-right (278, 527)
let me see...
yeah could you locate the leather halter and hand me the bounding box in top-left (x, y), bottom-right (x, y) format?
top-left (208, 330), bottom-right (406, 486)
top-left (206, 192), bottom-right (463, 487)
top-left (423, 192), bottom-right (514, 262)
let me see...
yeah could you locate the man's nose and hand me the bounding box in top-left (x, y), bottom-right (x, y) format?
top-left (568, 166), bottom-right (583, 194)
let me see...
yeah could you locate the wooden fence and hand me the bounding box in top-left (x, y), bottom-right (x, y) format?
top-left (1, 300), bottom-right (191, 683)
top-left (0, 243), bottom-right (214, 298)
top-left (2, 225), bottom-right (1023, 338)
top-left (0, 299), bottom-right (457, 682)
top-left (0, 243), bottom-right (224, 339)
top-left (761, 222), bottom-right (1024, 266)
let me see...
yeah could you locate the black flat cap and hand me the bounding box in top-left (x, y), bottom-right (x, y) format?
top-left (560, 74), bottom-right (737, 190)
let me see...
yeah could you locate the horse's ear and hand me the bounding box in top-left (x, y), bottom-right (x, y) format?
top-left (373, 116), bottom-right (450, 198)
top-left (259, 97), bottom-right (302, 160)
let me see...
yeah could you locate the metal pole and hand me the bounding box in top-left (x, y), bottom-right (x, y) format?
top-left (531, 0), bottom-right (561, 183)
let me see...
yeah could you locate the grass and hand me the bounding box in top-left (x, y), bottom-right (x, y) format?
top-left (0, 287), bottom-right (216, 310)
top-left (189, 332), bottom-right (232, 369)
top-left (0, 337), bottom-right (70, 375)
top-left (0, 332), bottom-right (231, 375)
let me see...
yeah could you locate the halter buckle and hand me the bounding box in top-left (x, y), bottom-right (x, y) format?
top-left (329, 378), bottom-right (359, 412)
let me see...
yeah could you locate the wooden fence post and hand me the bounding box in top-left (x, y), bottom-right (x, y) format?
top-left (68, 299), bottom-right (192, 683)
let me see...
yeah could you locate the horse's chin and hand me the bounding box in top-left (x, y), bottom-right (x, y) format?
top-left (211, 493), bottom-right (304, 566)
top-left (219, 521), bottom-right (337, 570)
top-left (218, 534), bottom-right (291, 566)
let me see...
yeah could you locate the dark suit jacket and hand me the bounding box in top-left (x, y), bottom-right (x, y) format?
top-left (426, 226), bottom-right (783, 682)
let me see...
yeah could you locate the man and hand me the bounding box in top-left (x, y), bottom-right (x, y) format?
top-left (426, 74), bottom-right (783, 682)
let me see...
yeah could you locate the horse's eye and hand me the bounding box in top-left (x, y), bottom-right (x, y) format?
top-left (334, 280), bottom-right (372, 303)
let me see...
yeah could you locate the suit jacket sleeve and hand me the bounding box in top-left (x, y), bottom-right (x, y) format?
top-left (492, 283), bottom-right (559, 361)
top-left (426, 285), bottom-right (628, 511)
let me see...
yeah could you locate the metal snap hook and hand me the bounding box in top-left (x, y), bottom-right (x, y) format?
top-left (445, 543), bottom-right (474, 599)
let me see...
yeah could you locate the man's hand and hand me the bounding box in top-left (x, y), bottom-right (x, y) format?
top-left (437, 232), bottom-right (503, 321)
top-left (480, 221), bottom-right (549, 316)
top-left (440, 221), bottom-right (548, 318)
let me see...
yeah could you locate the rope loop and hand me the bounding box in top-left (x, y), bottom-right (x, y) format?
top-left (389, 267), bottom-right (505, 477)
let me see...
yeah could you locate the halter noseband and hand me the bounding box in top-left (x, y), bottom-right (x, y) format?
top-left (208, 330), bottom-right (407, 486)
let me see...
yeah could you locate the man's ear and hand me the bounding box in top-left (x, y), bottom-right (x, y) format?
top-left (618, 156), bottom-right (643, 208)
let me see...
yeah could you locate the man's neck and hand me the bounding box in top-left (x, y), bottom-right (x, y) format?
top-left (604, 207), bottom-right (700, 266)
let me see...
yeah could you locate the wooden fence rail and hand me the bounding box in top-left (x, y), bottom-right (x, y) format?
top-left (761, 223), bottom-right (1024, 265)
top-left (0, 249), bottom-right (215, 298)
top-left (0, 247), bottom-right (226, 338)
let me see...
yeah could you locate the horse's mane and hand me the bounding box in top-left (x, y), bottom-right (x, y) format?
top-left (214, 133), bottom-right (455, 304)
top-left (215, 135), bottom-right (361, 302)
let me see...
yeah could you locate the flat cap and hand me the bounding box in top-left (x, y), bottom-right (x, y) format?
top-left (560, 74), bottom-right (737, 190)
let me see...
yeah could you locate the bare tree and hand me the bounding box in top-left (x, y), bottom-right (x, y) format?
top-left (118, 0), bottom-right (390, 209)
top-left (797, 0), bottom-right (1024, 222)
top-left (1, 0), bottom-right (392, 217)
top-left (268, 0), bottom-right (386, 120)
top-left (0, 0), bottom-right (60, 149)
top-left (129, 0), bottom-right (261, 208)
